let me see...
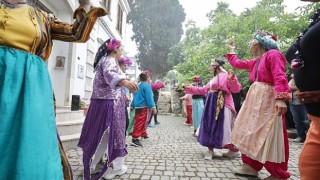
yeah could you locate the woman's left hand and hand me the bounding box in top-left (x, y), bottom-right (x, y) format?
top-left (275, 100), bottom-right (287, 116)
top-left (227, 70), bottom-right (235, 80)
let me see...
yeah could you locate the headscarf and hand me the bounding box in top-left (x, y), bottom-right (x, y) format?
top-left (211, 59), bottom-right (227, 73)
top-left (93, 38), bottom-right (121, 69)
top-left (253, 30), bottom-right (278, 51)
top-left (119, 57), bottom-right (133, 66)
top-left (193, 75), bottom-right (202, 83)
top-left (142, 70), bottom-right (152, 77)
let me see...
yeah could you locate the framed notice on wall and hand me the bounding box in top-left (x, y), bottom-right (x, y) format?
top-left (77, 64), bottom-right (84, 79)
top-left (54, 56), bottom-right (65, 69)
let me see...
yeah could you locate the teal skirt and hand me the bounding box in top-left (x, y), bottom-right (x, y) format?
top-left (0, 47), bottom-right (63, 180)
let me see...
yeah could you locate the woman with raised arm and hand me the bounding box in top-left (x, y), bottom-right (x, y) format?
top-left (0, 0), bottom-right (107, 179)
top-left (185, 59), bottom-right (242, 160)
top-left (225, 31), bottom-right (291, 180)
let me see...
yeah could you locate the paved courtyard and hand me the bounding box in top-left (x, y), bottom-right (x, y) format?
top-left (68, 115), bottom-right (302, 180)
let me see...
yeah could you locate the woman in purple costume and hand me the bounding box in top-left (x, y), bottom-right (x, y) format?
top-left (78, 38), bottom-right (138, 180)
top-left (185, 59), bottom-right (242, 160)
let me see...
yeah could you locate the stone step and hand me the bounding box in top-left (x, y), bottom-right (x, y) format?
top-left (56, 118), bottom-right (85, 136)
top-left (56, 106), bottom-right (72, 111)
top-left (60, 133), bottom-right (81, 151)
top-left (56, 109), bottom-right (84, 122)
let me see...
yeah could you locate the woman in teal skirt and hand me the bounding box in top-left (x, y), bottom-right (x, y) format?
top-left (0, 0), bottom-right (106, 179)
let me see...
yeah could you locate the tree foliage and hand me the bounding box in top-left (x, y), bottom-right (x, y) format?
top-left (127, 0), bottom-right (186, 79)
top-left (172, 0), bottom-right (320, 92)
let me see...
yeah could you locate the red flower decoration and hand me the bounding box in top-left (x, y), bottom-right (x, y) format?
top-left (271, 35), bottom-right (277, 41)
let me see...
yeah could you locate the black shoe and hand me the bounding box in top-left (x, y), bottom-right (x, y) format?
top-left (131, 139), bottom-right (143, 147)
top-left (143, 136), bottom-right (149, 139)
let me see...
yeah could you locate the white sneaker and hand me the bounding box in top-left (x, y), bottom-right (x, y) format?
top-left (233, 164), bottom-right (258, 177)
top-left (204, 150), bottom-right (214, 160)
top-left (222, 150), bottom-right (240, 158)
top-left (103, 165), bottom-right (128, 179)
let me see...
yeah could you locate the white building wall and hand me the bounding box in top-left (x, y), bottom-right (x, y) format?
top-left (39, 0), bottom-right (133, 107)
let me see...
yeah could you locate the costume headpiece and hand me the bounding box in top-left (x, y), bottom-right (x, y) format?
top-left (106, 38), bottom-right (121, 51)
top-left (253, 30), bottom-right (278, 50)
top-left (193, 75), bottom-right (202, 83)
top-left (119, 57), bottom-right (133, 66)
top-left (142, 70), bottom-right (152, 77)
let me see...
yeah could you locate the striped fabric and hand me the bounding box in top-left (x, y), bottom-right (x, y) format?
top-left (29, 6), bottom-right (107, 61)
top-left (231, 82), bottom-right (285, 163)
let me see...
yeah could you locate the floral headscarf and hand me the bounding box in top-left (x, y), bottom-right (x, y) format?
top-left (253, 30), bottom-right (278, 50)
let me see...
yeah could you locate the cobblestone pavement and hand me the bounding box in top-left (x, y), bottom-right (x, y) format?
top-left (68, 115), bottom-right (302, 180)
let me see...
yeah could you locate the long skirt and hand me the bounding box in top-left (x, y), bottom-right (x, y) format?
top-left (78, 99), bottom-right (127, 180)
top-left (198, 91), bottom-right (233, 149)
top-left (192, 98), bottom-right (204, 129)
top-left (0, 47), bottom-right (63, 179)
top-left (231, 82), bottom-right (286, 163)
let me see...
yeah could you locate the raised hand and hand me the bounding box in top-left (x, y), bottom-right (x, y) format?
top-left (183, 83), bottom-right (193, 90)
top-left (228, 39), bottom-right (236, 54)
top-left (227, 69), bottom-right (235, 80)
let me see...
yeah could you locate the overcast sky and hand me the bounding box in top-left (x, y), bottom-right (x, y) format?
top-left (179, 0), bottom-right (310, 28)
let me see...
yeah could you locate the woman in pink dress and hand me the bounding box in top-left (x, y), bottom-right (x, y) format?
top-left (225, 31), bottom-right (291, 180)
top-left (185, 59), bottom-right (242, 159)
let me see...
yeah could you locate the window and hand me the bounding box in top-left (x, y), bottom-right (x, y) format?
top-left (117, 3), bottom-right (123, 35)
top-left (102, 0), bottom-right (111, 12)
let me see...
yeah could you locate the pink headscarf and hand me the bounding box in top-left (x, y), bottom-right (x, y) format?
top-left (119, 57), bottom-right (133, 66)
top-left (106, 38), bottom-right (121, 51)
top-left (142, 70), bottom-right (152, 77)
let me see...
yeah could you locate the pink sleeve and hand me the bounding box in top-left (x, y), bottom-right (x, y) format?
top-left (185, 82), bottom-right (210, 95)
top-left (225, 54), bottom-right (256, 70)
top-left (267, 50), bottom-right (291, 100)
top-left (227, 75), bottom-right (242, 93)
top-left (151, 82), bottom-right (165, 90)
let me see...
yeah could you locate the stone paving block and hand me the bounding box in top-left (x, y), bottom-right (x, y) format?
top-left (154, 170), bottom-right (163, 176)
top-left (215, 172), bottom-right (227, 178)
top-left (205, 172), bottom-right (216, 178)
top-left (143, 170), bottom-right (155, 175)
top-left (151, 175), bottom-right (161, 180)
top-left (129, 174), bottom-right (141, 179)
top-left (141, 175), bottom-right (151, 179)
top-left (196, 172), bottom-right (206, 177)
top-left (174, 170), bottom-right (185, 176)
top-left (156, 166), bottom-right (166, 170)
top-left (164, 171), bottom-right (174, 176)
top-left (185, 172), bottom-right (196, 177)
top-left (133, 169), bottom-right (143, 174)
top-left (190, 177), bottom-right (201, 180)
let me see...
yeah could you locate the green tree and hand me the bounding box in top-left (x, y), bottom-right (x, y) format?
top-left (174, 0), bottom-right (317, 92)
top-left (128, 0), bottom-right (186, 79)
